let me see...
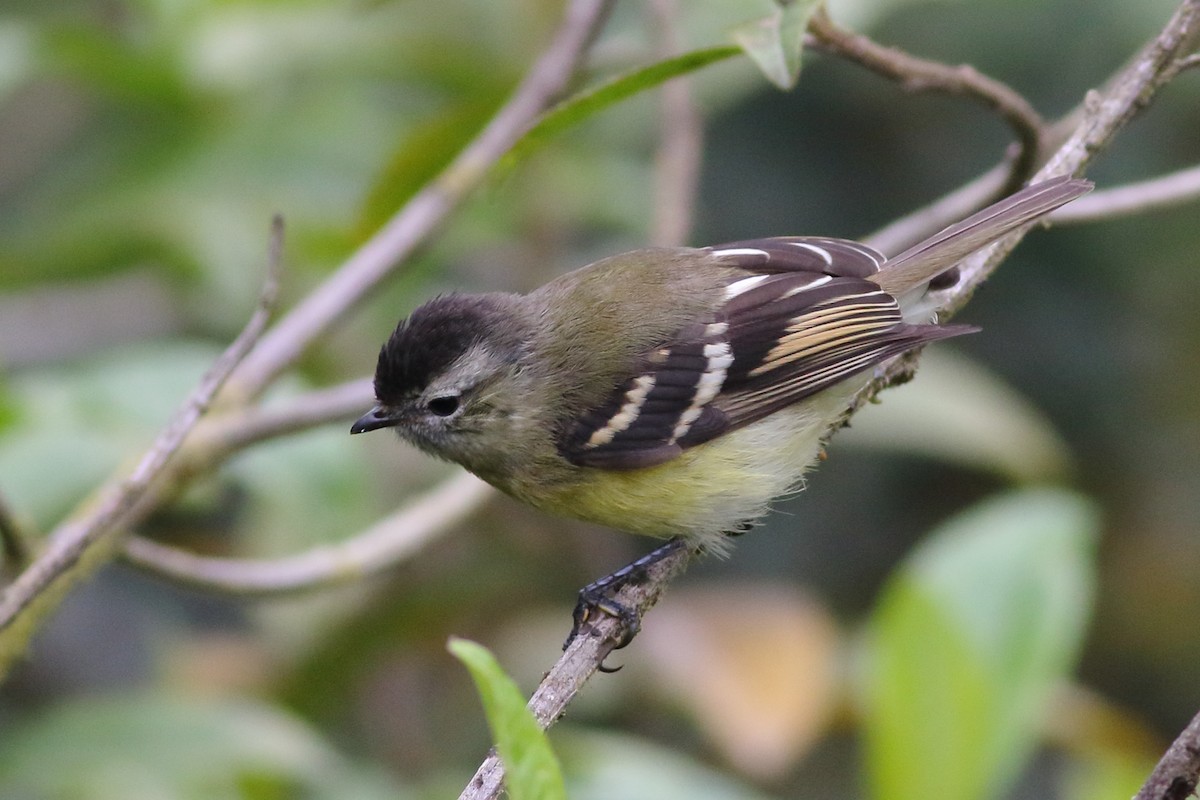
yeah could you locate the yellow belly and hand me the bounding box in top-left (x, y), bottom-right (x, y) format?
top-left (520, 383), bottom-right (861, 552)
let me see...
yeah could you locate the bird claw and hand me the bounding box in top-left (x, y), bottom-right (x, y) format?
top-left (564, 589), bottom-right (642, 652)
top-left (562, 537), bottom-right (689, 657)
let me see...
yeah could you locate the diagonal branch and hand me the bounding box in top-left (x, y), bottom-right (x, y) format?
top-left (228, 0), bottom-right (616, 401)
top-left (1135, 708), bottom-right (1200, 800)
top-left (458, 544), bottom-right (689, 800)
top-left (0, 217), bottom-right (284, 671)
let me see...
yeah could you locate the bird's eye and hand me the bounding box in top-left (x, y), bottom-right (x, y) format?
top-left (426, 394), bottom-right (460, 417)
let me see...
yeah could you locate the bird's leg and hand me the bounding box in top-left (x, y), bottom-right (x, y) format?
top-left (566, 536), bottom-right (691, 659)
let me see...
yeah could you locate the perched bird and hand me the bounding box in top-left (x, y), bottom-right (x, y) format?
top-left (352, 176), bottom-right (1091, 644)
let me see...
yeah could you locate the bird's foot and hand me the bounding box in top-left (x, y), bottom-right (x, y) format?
top-left (564, 537), bottom-right (689, 670)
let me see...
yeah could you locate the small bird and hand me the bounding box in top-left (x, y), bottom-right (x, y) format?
top-left (352, 176), bottom-right (1091, 645)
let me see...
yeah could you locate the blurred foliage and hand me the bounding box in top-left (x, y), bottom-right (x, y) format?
top-left (864, 490), bottom-right (1097, 800)
top-left (1, 0), bottom-right (1198, 798)
top-left (0, 692), bottom-right (410, 799)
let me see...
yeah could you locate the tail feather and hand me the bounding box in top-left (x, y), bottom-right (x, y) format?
top-left (872, 176), bottom-right (1092, 296)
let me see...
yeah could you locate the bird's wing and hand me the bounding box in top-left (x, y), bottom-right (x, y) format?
top-left (557, 239), bottom-right (975, 470)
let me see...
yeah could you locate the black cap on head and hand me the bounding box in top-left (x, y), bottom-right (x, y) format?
top-left (372, 293), bottom-right (517, 405)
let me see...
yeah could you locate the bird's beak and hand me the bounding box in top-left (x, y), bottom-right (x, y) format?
top-left (350, 406), bottom-right (398, 435)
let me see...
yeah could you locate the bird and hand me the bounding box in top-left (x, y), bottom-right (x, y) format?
top-left (351, 175), bottom-right (1092, 647)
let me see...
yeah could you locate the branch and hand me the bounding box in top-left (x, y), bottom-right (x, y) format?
top-left (865, 162), bottom-right (1015, 255)
top-left (458, 542), bottom-right (690, 800)
top-left (177, 378), bottom-right (373, 466)
top-left (227, 0), bottom-right (616, 400)
top-left (1135, 708), bottom-right (1200, 800)
top-left (0, 217), bottom-right (284, 673)
top-left (123, 471), bottom-right (492, 595)
top-left (1050, 163), bottom-right (1200, 223)
top-left (807, 7), bottom-right (1045, 194)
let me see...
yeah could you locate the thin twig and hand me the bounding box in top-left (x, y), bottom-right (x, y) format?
top-left (1134, 708), bottom-right (1200, 800)
top-left (458, 542), bottom-right (691, 800)
top-left (648, 0), bottom-right (703, 248)
top-left (865, 163), bottom-right (1014, 255)
top-left (0, 217), bottom-right (283, 669)
top-left (808, 7), bottom-right (1045, 194)
top-left (123, 472), bottom-right (492, 595)
top-left (227, 0), bottom-right (616, 401)
top-left (1164, 51), bottom-right (1200, 81)
top-left (182, 378), bottom-right (373, 466)
top-left (1050, 163), bottom-right (1200, 223)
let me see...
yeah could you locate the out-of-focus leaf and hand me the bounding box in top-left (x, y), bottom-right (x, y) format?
top-left (863, 489), bottom-right (1098, 800)
top-left (558, 729), bottom-right (777, 800)
top-left (1046, 685), bottom-right (1161, 800)
top-left (0, 376), bottom-right (17, 434)
top-left (731, 0), bottom-right (820, 89)
top-left (0, 343), bottom-right (220, 528)
top-left (0, 20), bottom-right (35, 99)
top-left (1061, 752), bottom-right (1157, 800)
top-left (640, 584), bottom-right (842, 780)
top-left (0, 693), bottom-right (410, 800)
top-left (498, 45), bottom-right (740, 176)
top-left (0, 342), bottom-right (375, 549)
top-left (449, 638), bottom-right (566, 800)
top-left (356, 97), bottom-right (505, 239)
top-left (840, 348), bottom-right (1073, 482)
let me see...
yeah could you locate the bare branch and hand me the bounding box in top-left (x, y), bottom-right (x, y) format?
top-left (458, 542), bottom-right (691, 800)
top-left (123, 472), bottom-right (492, 595)
top-left (228, 0), bottom-right (616, 401)
top-left (0, 217), bottom-right (284, 669)
top-left (186, 378), bottom-right (373, 465)
top-left (648, 0), bottom-right (703, 248)
top-left (865, 163), bottom-right (1014, 256)
top-left (1135, 708), bottom-right (1200, 800)
top-left (1164, 51), bottom-right (1200, 81)
top-left (1050, 164), bottom-right (1200, 223)
top-left (807, 7), bottom-right (1045, 194)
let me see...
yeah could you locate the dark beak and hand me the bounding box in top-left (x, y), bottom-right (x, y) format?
top-left (350, 406), bottom-right (398, 435)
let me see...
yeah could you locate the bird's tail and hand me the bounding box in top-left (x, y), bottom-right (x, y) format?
top-left (872, 175), bottom-right (1092, 296)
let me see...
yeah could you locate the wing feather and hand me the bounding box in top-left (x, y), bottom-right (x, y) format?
top-left (558, 239), bottom-right (975, 470)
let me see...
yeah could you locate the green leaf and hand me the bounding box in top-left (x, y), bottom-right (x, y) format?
top-left (0, 693), bottom-right (409, 800)
top-left (731, 0), bottom-right (820, 90)
top-left (449, 637), bottom-right (566, 800)
top-left (864, 489), bottom-right (1099, 800)
top-left (840, 349), bottom-right (1073, 483)
top-left (499, 45), bottom-right (740, 175)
